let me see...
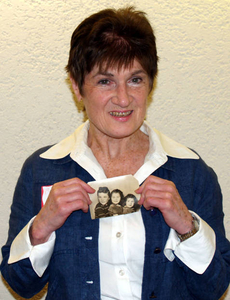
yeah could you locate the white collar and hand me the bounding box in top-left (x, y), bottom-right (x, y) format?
top-left (40, 120), bottom-right (198, 161)
top-left (40, 121), bottom-right (198, 183)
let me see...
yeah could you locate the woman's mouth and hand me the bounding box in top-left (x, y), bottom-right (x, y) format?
top-left (109, 111), bottom-right (132, 117)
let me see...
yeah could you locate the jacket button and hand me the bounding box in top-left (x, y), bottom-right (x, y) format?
top-left (154, 247), bottom-right (161, 254)
top-left (150, 291), bottom-right (157, 298)
top-left (150, 208), bottom-right (157, 216)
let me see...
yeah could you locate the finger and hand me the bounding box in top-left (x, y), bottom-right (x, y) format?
top-left (63, 185), bottom-right (92, 205)
top-left (145, 175), bottom-right (169, 185)
top-left (137, 193), bottom-right (145, 205)
top-left (136, 181), bottom-right (160, 205)
top-left (54, 188), bottom-right (92, 209)
top-left (139, 180), bottom-right (177, 198)
top-left (58, 178), bottom-right (95, 193)
top-left (52, 181), bottom-right (93, 205)
top-left (58, 196), bottom-right (90, 214)
top-left (142, 189), bottom-right (184, 213)
top-left (136, 175), bottom-right (164, 193)
top-left (46, 191), bottom-right (91, 219)
top-left (136, 175), bottom-right (176, 205)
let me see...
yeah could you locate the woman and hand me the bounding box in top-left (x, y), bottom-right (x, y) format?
top-left (1, 7), bottom-right (230, 300)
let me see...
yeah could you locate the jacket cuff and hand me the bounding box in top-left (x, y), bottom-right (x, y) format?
top-left (8, 217), bottom-right (56, 277)
top-left (164, 211), bottom-right (216, 274)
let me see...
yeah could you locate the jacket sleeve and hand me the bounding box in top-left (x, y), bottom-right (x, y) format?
top-left (174, 158), bottom-right (230, 300)
top-left (164, 211), bottom-right (216, 274)
top-left (0, 151), bottom-right (50, 298)
top-left (8, 217), bottom-right (55, 277)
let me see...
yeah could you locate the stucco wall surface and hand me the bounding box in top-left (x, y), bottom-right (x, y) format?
top-left (0, 0), bottom-right (229, 299)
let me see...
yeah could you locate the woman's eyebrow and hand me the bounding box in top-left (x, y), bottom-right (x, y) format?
top-left (93, 71), bottom-right (114, 78)
top-left (131, 70), bottom-right (147, 76)
top-left (93, 69), bottom-right (146, 78)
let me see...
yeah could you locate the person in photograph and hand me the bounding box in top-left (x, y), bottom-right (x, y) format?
top-left (108, 189), bottom-right (124, 216)
top-left (94, 187), bottom-right (111, 219)
top-left (1, 6), bottom-right (230, 300)
top-left (123, 194), bottom-right (139, 214)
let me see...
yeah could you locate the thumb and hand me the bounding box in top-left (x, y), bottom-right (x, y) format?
top-left (135, 185), bottom-right (143, 194)
top-left (135, 186), bottom-right (145, 205)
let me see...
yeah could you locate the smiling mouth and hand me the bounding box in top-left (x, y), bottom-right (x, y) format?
top-left (109, 111), bottom-right (132, 117)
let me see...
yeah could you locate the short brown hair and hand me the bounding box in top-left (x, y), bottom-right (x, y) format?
top-left (66, 7), bottom-right (158, 94)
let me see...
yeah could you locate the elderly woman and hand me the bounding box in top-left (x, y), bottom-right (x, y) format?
top-left (1, 7), bottom-right (230, 300)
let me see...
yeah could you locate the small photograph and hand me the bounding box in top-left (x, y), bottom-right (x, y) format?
top-left (88, 175), bottom-right (141, 220)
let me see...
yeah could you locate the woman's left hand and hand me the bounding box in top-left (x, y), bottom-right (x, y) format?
top-left (136, 175), bottom-right (193, 235)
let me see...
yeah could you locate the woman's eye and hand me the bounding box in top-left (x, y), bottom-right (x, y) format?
top-left (98, 79), bottom-right (110, 85)
top-left (131, 77), bottom-right (142, 84)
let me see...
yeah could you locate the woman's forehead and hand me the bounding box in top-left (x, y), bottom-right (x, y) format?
top-left (91, 59), bottom-right (145, 76)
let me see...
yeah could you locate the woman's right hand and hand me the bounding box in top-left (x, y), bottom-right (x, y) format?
top-left (29, 178), bottom-right (95, 246)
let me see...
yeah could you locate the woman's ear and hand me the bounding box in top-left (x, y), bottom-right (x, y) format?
top-left (70, 77), bottom-right (82, 101)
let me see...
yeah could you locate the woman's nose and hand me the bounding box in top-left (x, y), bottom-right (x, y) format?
top-left (112, 84), bottom-right (132, 107)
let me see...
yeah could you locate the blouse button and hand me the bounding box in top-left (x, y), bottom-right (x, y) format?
top-left (119, 269), bottom-right (125, 276)
top-left (116, 232), bottom-right (122, 238)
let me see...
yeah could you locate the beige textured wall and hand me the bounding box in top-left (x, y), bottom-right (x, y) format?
top-left (0, 0), bottom-right (229, 299)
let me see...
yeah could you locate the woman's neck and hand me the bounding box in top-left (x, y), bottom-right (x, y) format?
top-left (88, 125), bottom-right (149, 177)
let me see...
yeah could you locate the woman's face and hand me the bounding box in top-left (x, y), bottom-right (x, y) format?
top-left (72, 59), bottom-right (150, 140)
top-left (126, 197), bottom-right (134, 208)
top-left (111, 192), bottom-right (121, 204)
top-left (98, 192), bottom-right (109, 205)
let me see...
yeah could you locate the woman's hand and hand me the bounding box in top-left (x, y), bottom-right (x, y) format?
top-left (29, 178), bottom-right (95, 245)
top-left (136, 175), bottom-right (193, 234)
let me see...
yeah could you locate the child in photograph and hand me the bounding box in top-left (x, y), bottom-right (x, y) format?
top-left (94, 187), bottom-right (111, 219)
top-left (123, 194), bottom-right (140, 214)
top-left (108, 189), bottom-right (124, 216)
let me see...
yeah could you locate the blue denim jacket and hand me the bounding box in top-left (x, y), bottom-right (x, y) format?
top-left (1, 146), bottom-right (230, 299)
